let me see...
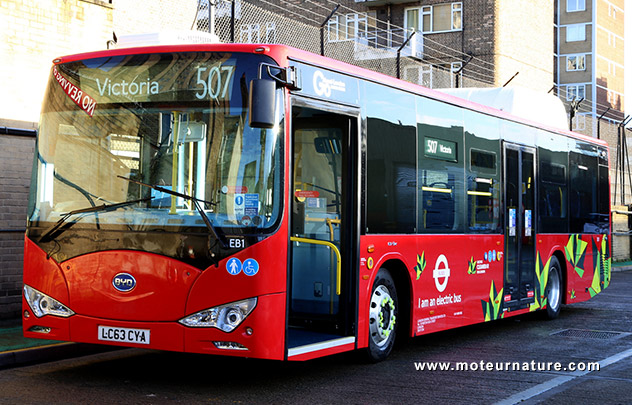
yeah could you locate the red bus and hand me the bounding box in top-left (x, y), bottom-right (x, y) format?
top-left (23, 43), bottom-right (611, 361)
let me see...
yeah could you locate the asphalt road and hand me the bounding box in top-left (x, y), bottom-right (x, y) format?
top-left (1, 271), bottom-right (631, 404)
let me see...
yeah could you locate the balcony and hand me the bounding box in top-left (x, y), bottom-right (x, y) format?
top-left (352, 28), bottom-right (423, 61)
top-left (354, 0), bottom-right (415, 5)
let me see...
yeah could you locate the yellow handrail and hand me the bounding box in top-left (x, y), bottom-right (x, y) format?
top-left (290, 236), bottom-right (342, 295)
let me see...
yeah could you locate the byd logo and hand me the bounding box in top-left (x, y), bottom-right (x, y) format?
top-left (433, 254), bottom-right (450, 292)
top-left (112, 273), bottom-right (136, 292)
top-left (313, 70), bottom-right (346, 97)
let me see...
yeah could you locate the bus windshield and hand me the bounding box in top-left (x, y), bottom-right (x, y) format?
top-left (29, 51), bottom-right (283, 238)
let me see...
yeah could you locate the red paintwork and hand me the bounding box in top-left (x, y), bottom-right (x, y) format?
top-left (358, 234), bottom-right (505, 348)
top-left (22, 229), bottom-right (289, 359)
top-left (184, 292), bottom-right (286, 360)
top-left (62, 251), bottom-right (201, 321)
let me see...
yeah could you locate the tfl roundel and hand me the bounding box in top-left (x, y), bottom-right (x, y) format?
top-left (112, 273), bottom-right (137, 292)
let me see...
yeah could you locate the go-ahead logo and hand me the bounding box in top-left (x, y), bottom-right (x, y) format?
top-left (433, 254), bottom-right (450, 292)
top-left (313, 70), bottom-right (346, 97)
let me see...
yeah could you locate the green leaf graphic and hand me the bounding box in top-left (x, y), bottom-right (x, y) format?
top-left (481, 281), bottom-right (503, 321)
top-left (589, 235), bottom-right (612, 297)
top-left (415, 252), bottom-right (426, 281)
top-left (468, 256), bottom-right (477, 275)
top-left (565, 234), bottom-right (587, 277)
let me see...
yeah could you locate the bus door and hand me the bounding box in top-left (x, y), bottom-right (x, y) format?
top-left (503, 143), bottom-right (536, 309)
top-left (287, 101), bottom-right (358, 358)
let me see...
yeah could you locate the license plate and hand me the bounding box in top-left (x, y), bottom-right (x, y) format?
top-left (98, 326), bottom-right (150, 345)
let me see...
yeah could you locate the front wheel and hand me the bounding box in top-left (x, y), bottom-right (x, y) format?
top-left (544, 256), bottom-right (562, 319)
top-left (366, 269), bottom-right (398, 362)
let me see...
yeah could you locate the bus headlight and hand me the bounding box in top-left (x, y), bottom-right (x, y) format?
top-left (178, 297), bottom-right (257, 332)
top-left (23, 285), bottom-right (75, 318)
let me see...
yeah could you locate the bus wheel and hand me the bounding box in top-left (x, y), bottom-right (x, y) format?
top-left (366, 269), bottom-right (398, 362)
top-left (544, 256), bottom-right (562, 319)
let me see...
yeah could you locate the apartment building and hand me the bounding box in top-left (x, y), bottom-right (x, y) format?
top-left (338, 0), bottom-right (555, 91)
top-left (556, 0), bottom-right (625, 134)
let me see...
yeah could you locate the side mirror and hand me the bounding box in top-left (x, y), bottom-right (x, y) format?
top-left (249, 79), bottom-right (276, 129)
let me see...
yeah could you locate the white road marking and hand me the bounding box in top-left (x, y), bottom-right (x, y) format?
top-left (495, 347), bottom-right (632, 405)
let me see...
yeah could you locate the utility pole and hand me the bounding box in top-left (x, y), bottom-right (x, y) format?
top-left (396, 29), bottom-right (415, 80)
top-left (453, 55), bottom-right (472, 88)
top-left (320, 4), bottom-right (340, 57)
top-left (597, 107), bottom-right (610, 140)
top-left (569, 97), bottom-right (584, 131)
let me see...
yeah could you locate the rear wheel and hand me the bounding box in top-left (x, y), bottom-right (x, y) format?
top-left (366, 269), bottom-right (398, 362)
top-left (544, 256), bottom-right (562, 319)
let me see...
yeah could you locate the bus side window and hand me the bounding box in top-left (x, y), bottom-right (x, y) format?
top-left (416, 97), bottom-right (465, 234)
top-left (467, 149), bottom-right (499, 233)
top-left (421, 170), bottom-right (455, 230)
top-left (569, 149), bottom-right (598, 233)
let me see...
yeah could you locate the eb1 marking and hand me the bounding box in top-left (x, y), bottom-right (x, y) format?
top-left (228, 238), bottom-right (246, 249)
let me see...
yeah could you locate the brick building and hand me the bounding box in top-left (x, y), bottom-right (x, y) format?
top-left (327, 0), bottom-right (555, 91)
top-left (0, 0), bottom-right (196, 320)
top-left (555, 0), bottom-right (625, 134)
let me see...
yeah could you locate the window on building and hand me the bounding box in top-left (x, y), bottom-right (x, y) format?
top-left (327, 12), bottom-right (376, 42)
top-left (566, 84), bottom-right (585, 101)
top-left (265, 22), bottom-right (276, 43)
top-left (405, 3), bottom-right (462, 34)
top-left (567, 0), bottom-right (585, 12)
top-left (571, 113), bottom-right (586, 131)
top-left (240, 23), bottom-right (261, 43)
top-left (421, 65), bottom-right (433, 88)
top-left (566, 54), bottom-right (586, 71)
top-left (566, 24), bottom-right (586, 42)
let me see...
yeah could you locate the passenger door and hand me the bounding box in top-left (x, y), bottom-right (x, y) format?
top-left (503, 143), bottom-right (536, 308)
top-left (287, 101), bottom-right (358, 357)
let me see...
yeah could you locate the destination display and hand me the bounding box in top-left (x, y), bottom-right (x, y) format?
top-left (52, 52), bottom-right (272, 115)
top-left (424, 136), bottom-right (457, 162)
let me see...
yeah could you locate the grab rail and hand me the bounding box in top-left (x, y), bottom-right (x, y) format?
top-left (290, 236), bottom-right (342, 296)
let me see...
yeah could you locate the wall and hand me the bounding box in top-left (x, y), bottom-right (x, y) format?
top-left (0, 0), bottom-right (113, 319)
top-left (0, 125), bottom-right (35, 320)
top-left (0, 0), bottom-right (114, 125)
top-left (495, 0), bottom-right (554, 91)
top-left (611, 205), bottom-right (630, 262)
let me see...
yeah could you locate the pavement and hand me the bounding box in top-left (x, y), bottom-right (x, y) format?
top-left (0, 319), bottom-right (117, 370)
top-left (2, 261), bottom-right (631, 370)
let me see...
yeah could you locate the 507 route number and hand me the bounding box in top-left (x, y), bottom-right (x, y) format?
top-left (195, 65), bottom-right (235, 100)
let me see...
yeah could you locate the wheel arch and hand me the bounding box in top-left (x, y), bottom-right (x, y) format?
top-left (551, 250), bottom-right (568, 305)
top-left (378, 258), bottom-right (413, 340)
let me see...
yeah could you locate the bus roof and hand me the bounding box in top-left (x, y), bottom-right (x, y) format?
top-left (52, 42), bottom-right (607, 148)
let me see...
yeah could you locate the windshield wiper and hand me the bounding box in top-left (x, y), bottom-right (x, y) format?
top-left (38, 197), bottom-right (153, 243)
top-left (117, 176), bottom-right (227, 249)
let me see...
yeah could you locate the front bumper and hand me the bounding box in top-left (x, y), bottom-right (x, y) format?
top-left (23, 292), bottom-right (286, 360)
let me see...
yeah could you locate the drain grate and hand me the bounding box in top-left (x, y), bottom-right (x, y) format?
top-left (550, 328), bottom-right (627, 340)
